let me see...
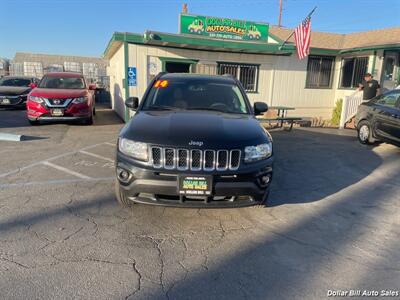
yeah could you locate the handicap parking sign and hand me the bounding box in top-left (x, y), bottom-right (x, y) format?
top-left (127, 67), bottom-right (137, 86)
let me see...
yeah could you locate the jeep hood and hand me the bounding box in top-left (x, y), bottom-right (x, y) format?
top-left (120, 111), bottom-right (270, 148)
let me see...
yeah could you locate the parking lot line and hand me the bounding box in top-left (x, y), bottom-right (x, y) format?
top-left (0, 177), bottom-right (114, 189)
top-left (42, 161), bottom-right (92, 179)
top-left (79, 150), bottom-right (114, 162)
top-left (104, 142), bottom-right (116, 146)
top-left (0, 142), bottom-right (113, 179)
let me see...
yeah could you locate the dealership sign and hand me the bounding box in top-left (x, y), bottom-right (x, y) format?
top-left (179, 14), bottom-right (269, 42)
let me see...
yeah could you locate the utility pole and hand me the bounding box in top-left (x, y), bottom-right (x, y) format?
top-left (182, 3), bottom-right (188, 13)
top-left (278, 0), bottom-right (283, 27)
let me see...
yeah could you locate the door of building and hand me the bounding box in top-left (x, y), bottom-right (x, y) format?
top-left (165, 62), bottom-right (191, 73)
top-left (381, 51), bottom-right (399, 90)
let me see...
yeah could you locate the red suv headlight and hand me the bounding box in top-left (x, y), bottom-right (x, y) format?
top-left (29, 96), bottom-right (45, 104)
top-left (72, 97), bottom-right (88, 104)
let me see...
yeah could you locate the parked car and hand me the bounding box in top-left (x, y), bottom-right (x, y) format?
top-left (0, 76), bottom-right (39, 109)
top-left (355, 89), bottom-right (400, 146)
top-left (27, 72), bottom-right (96, 125)
top-left (115, 73), bottom-right (273, 208)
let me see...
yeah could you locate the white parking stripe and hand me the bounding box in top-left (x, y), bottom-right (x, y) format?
top-left (42, 161), bottom-right (92, 179)
top-left (0, 142), bottom-right (113, 179)
top-left (0, 177), bottom-right (114, 189)
top-left (79, 150), bottom-right (114, 162)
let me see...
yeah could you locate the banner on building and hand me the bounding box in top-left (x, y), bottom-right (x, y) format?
top-left (179, 14), bottom-right (269, 42)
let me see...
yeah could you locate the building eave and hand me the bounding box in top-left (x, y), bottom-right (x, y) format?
top-left (103, 31), bottom-right (295, 59)
top-left (339, 43), bottom-right (400, 54)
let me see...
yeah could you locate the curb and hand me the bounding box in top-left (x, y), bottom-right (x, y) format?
top-left (0, 133), bottom-right (23, 142)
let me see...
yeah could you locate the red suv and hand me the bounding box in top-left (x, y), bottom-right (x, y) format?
top-left (27, 72), bottom-right (96, 125)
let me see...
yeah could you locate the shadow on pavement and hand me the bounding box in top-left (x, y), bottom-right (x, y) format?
top-left (0, 106), bottom-right (123, 129)
top-left (20, 135), bottom-right (48, 141)
top-left (0, 196), bottom-right (114, 233)
top-left (93, 107), bottom-right (124, 126)
top-left (150, 142), bottom-right (399, 299)
top-left (268, 128), bottom-right (382, 206)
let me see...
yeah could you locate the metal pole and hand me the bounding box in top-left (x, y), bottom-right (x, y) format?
top-left (278, 0), bottom-right (283, 27)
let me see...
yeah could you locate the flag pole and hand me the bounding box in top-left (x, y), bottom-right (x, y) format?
top-left (279, 6), bottom-right (317, 50)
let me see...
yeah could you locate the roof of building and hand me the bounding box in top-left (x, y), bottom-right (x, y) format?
top-left (104, 26), bottom-right (400, 59)
top-left (269, 26), bottom-right (400, 52)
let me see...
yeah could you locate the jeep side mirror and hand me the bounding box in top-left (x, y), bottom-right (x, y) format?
top-left (254, 102), bottom-right (268, 115)
top-left (125, 97), bottom-right (139, 110)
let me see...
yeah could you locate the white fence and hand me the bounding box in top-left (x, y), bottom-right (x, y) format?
top-left (339, 90), bottom-right (363, 129)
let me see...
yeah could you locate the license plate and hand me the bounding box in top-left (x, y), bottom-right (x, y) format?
top-left (51, 109), bottom-right (64, 116)
top-left (1, 99), bottom-right (10, 104)
top-left (178, 175), bottom-right (212, 195)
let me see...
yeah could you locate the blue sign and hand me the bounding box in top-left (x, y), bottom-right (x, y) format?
top-left (127, 67), bottom-right (137, 86)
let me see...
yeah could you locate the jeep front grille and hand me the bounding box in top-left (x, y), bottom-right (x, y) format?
top-left (150, 147), bottom-right (241, 171)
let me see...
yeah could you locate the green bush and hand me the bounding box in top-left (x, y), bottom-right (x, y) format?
top-left (331, 99), bottom-right (343, 126)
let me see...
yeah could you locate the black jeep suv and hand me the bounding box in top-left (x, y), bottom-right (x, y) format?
top-left (115, 73), bottom-right (273, 208)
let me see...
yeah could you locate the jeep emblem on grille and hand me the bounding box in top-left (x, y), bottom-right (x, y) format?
top-left (189, 141), bottom-right (203, 147)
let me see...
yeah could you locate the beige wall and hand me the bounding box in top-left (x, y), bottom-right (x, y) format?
top-left (271, 55), bottom-right (337, 119)
top-left (107, 44), bottom-right (125, 119)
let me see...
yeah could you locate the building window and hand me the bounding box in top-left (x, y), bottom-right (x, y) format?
top-left (340, 57), bottom-right (369, 88)
top-left (305, 55), bottom-right (335, 88)
top-left (217, 63), bottom-right (259, 92)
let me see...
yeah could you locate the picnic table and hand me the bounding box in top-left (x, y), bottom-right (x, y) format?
top-left (257, 105), bottom-right (302, 131)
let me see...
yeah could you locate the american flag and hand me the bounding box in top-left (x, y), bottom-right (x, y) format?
top-left (294, 17), bottom-right (311, 60)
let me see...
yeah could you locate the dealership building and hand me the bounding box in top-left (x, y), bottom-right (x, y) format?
top-left (104, 13), bottom-right (400, 122)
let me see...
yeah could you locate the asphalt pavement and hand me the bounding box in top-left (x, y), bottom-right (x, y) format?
top-left (0, 108), bottom-right (399, 299)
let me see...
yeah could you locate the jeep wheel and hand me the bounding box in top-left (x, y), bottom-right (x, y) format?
top-left (115, 181), bottom-right (133, 207)
top-left (357, 120), bottom-right (375, 144)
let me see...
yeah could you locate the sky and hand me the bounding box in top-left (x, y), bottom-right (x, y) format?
top-left (1, 0), bottom-right (399, 59)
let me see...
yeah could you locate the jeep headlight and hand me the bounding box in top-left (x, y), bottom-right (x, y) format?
top-left (244, 143), bottom-right (272, 162)
top-left (118, 138), bottom-right (148, 161)
top-left (72, 96), bottom-right (88, 104)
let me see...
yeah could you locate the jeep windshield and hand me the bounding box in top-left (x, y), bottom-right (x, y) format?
top-left (142, 79), bottom-right (250, 114)
top-left (38, 76), bottom-right (86, 89)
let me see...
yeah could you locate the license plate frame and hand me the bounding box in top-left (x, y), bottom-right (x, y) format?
top-left (51, 109), bottom-right (64, 117)
top-left (178, 175), bottom-right (212, 196)
top-left (1, 99), bottom-right (10, 105)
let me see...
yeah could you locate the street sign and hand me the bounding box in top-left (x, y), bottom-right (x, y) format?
top-left (127, 67), bottom-right (137, 86)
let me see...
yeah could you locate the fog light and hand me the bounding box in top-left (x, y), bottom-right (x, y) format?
top-left (117, 167), bottom-right (131, 182)
top-left (260, 174), bottom-right (271, 186)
